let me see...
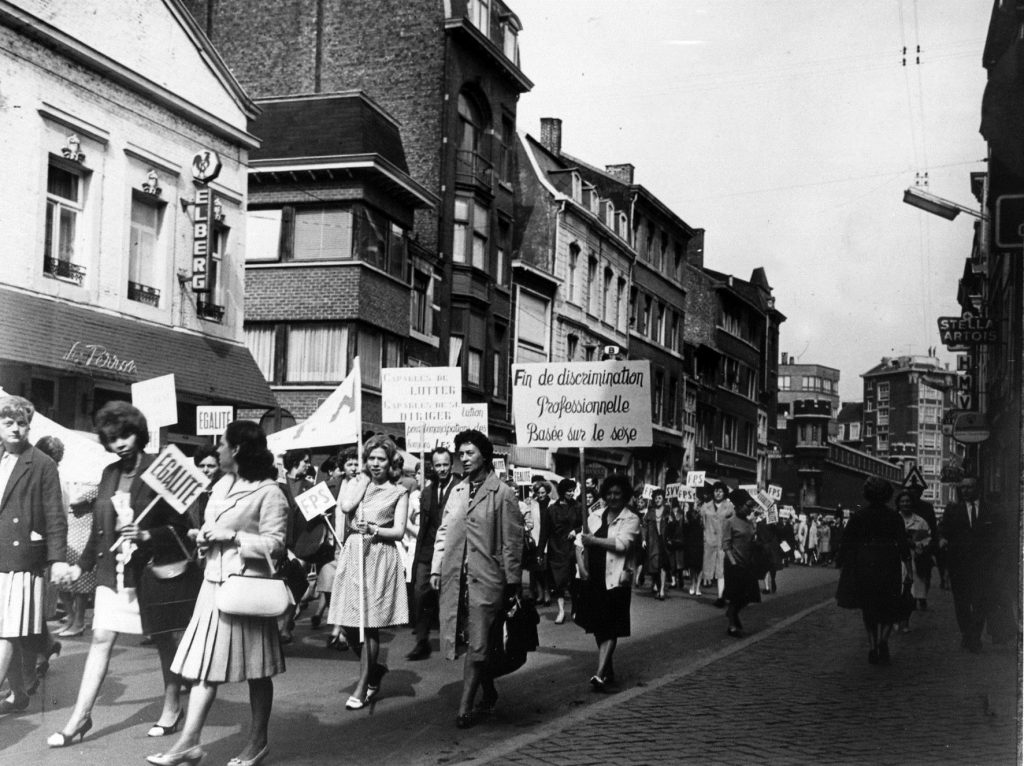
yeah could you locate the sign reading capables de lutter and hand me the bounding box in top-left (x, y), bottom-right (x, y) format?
top-left (937, 311), bottom-right (998, 347)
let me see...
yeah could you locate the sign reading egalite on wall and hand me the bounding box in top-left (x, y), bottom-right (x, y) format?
top-left (937, 311), bottom-right (998, 347)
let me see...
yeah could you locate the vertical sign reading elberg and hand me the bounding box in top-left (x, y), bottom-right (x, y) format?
top-left (189, 149), bottom-right (221, 294)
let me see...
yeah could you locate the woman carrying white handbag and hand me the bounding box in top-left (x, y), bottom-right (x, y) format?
top-left (148, 421), bottom-right (288, 766)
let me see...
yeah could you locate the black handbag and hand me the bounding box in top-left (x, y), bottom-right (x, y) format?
top-left (487, 594), bottom-right (540, 679)
top-left (146, 528), bottom-right (197, 580)
top-left (292, 515), bottom-right (336, 566)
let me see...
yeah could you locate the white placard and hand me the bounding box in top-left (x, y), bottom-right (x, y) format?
top-left (767, 484), bottom-right (783, 501)
top-left (513, 467), bottom-right (533, 486)
top-left (779, 540), bottom-right (792, 553)
top-left (686, 471), bottom-right (706, 488)
top-left (493, 457), bottom-right (507, 476)
top-left (196, 406), bottom-right (233, 436)
top-left (679, 486), bottom-right (697, 503)
top-left (642, 484), bottom-right (658, 500)
top-left (405, 403), bottom-right (488, 453)
top-left (739, 484), bottom-right (759, 496)
top-left (294, 482), bottom-right (337, 522)
top-left (381, 367), bottom-right (461, 423)
top-left (511, 360), bottom-right (653, 448)
top-left (140, 444), bottom-right (210, 514)
top-left (665, 483), bottom-right (681, 500)
top-left (132, 374), bottom-right (178, 427)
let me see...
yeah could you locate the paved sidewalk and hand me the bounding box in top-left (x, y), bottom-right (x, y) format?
top-left (469, 584), bottom-right (1021, 766)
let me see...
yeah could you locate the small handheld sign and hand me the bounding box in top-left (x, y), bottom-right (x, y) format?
top-left (686, 471), bottom-right (706, 488)
top-left (665, 483), bottom-right (681, 500)
top-left (768, 484), bottom-right (783, 502)
top-left (679, 486), bottom-right (697, 504)
top-left (513, 467), bottom-right (533, 486)
top-left (295, 482), bottom-right (336, 522)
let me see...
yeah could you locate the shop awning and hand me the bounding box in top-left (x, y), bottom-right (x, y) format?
top-left (1, 288), bottom-right (274, 408)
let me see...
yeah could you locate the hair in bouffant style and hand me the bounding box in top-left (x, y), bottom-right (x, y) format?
top-left (35, 435), bottom-right (65, 464)
top-left (0, 395), bottom-right (35, 424)
top-left (599, 474), bottom-right (634, 502)
top-left (362, 434), bottom-right (403, 482)
top-left (224, 420), bottom-right (277, 482)
top-left (94, 401), bottom-right (149, 450)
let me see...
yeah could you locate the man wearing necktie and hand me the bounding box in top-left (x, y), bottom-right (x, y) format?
top-left (939, 477), bottom-right (990, 653)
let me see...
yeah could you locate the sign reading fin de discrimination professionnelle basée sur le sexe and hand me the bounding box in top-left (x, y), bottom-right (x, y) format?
top-left (511, 360), bottom-right (653, 449)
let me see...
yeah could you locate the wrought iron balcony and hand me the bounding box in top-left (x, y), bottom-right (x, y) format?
top-left (43, 257), bottom-right (86, 284)
top-left (196, 300), bottom-right (225, 322)
top-left (127, 281), bottom-right (160, 306)
top-left (455, 150), bottom-right (493, 190)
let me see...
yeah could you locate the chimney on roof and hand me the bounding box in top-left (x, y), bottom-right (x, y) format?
top-left (781, 351), bottom-right (789, 365)
top-left (605, 163), bottom-right (635, 184)
top-left (540, 118), bottom-right (562, 155)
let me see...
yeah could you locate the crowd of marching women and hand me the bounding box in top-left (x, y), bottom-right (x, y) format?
top-left (1, 390), bottom-right (884, 764)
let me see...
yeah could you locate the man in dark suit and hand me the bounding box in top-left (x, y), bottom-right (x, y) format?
top-left (406, 446), bottom-right (457, 660)
top-left (940, 476), bottom-right (991, 653)
top-left (0, 395), bottom-right (68, 712)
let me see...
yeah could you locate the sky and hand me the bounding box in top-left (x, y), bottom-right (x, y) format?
top-left (511, 0), bottom-right (992, 402)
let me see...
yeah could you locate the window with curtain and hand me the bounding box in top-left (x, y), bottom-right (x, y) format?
top-left (128, 197), bottom-right (160, 289)
top-left (244, 325), bottom-right (276, 381)
top-left (449, 335), bottom-right (464, 366)
top-left (355, 205), bottom-right (387, 271)
top-left (246, 209), bottom-right (282, 262)
top-left (45, 163), bottom-right (83, 269)
top-left (293, 207), bottom-right (353, 260)
top-left (359, 329), bottom-right (383, 388)
top-left (285, 324), bottom-right (349, 382)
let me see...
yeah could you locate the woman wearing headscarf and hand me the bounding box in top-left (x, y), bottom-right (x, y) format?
top-left (431, 430), bottom-right (523, 729)
top-left (836, 477), bottom-right (911, 665)
top-left (573, 475), bottom-right (640, 691)
top-left (545, 478), bottom-right (583, 624)
top-left (721, 490), bottom-right (762, 637)
top-left (642, 488), bottom-right (672, 600)
top-left (148, 420), bottom-right (288, 766)
top-left (51, 402), bottom-right (197, 747)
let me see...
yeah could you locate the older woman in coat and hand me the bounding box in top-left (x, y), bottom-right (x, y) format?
top-left (431, 430), bottom-right (523, 730)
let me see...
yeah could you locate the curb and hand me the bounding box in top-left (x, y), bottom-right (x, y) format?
top-left (460, 596), bottom-right (836, 766)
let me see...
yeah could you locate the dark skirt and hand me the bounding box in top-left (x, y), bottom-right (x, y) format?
top-left (547, 538), bottom-right (575, 595)
top-left (574, 579), bottom-right (631, 640)
top-left (138, 563), bottom-right (203, 635)
top-left (723, 559), bottom-right (762, 609)
top-left (836, 541), bottom-right (903, 624)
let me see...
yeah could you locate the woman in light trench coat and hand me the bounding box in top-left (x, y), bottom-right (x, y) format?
top-left (431, 430), bottom-right (523, 730)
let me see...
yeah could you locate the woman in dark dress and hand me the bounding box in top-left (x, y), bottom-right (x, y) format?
top-left (50, 402), bottom-right (199, 747)
top-left (642, 489), bottom-right (672, 600)
top-left (721, 490), bottom-right (761, 637)
top-left (574, 475), bottom-right (640, 691)
top-left (545, 479), bottom-right (582, 625)
top-left (836, 477), bottom-right (911, 665)
top-left (665, 500), bottom-right (687, 590)
top-left (682, 502), bottom-right (704, 595)
top-left (527, 481), bottom-right (552, 604)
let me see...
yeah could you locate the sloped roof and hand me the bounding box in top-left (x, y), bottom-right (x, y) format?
top-left (836, 401), bottom-right (864, 423)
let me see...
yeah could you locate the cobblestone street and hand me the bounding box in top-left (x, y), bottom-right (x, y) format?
top-left (471, 584), bottom-right (1021, 766)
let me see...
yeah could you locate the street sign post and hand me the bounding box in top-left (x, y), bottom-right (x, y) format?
top-left (902, 465), bottom-right (927, 493)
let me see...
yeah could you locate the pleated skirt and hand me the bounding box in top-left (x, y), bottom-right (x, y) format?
top-left (171, 578), bottom-right (285, 683)
top-left (0, 571), bottom-right (44, 637)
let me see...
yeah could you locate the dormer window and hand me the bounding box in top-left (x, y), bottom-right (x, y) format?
top-left (467, 0), bottom-right (490, 34)
top-left (571, 172), bottom-right (582, 203)
top-left (501, 20), bottom-right (519, 63)
top-left (617, 211), bottom-right (629, 240)
top-left (600, 200), bottom-right (615, 228)
top-left (588, 187), bottom-right (599, 215)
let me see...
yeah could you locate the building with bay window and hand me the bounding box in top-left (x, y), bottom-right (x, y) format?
top-left (242, 92), bottom-right (437, 431)
top-left (183, 0), bottom-right (532, 447)
top-left (0, 0), bottom-right (273, 442)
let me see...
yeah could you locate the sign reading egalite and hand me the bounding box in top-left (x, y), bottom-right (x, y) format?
top-left (937, 311), bottom-right (998, 347)
top-left (140, 444), bottom-right (211, 514)
top-left (511, 360), bottom-right (652, 448)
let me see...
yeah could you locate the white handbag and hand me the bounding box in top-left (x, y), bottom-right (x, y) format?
top-left (214, 545), bottom-right (291, 618)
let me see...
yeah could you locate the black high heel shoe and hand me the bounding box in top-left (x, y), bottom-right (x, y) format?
top-left (47, 715), bottom-right (92, 747)
top-left (148, 710), bottom-right (185, 737)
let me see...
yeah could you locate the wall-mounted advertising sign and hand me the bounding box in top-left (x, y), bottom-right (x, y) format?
top-left (937, 311), bottom-right (998, 347)
top-left (191, 187), bottom-right (213, 293)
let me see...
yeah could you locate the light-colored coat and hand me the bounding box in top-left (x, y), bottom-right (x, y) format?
top-left (432, 471), bottom-right (523, 661)
top-left (577, 506), bottom-right (640, 590)
top-left (200, 475), bottom-right (288, 583)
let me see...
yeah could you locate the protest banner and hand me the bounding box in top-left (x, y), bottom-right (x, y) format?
top-left (268, 361), bottom-right (361, 453)
top-left (132, 374), bottom-right (177, 453)
top-left (739, 483), bottom-right (759, 496)
top-left (665, 483), bottom-right (681, 500)
top-left (405, 403), bottom-right (487, 452)
top-left (295, 482), bottom-right (336, 522)
top-left (510, 360), bottom-right (652, 448)
top-left (679, 486), bottom-right (698, 504)
top-left (196, 406), bottom-right (233, 436)
top-left (767, 484), bottom-right (783, 502)
top-left (111, 444), bottom-right (209, 551)
top-left (513, 467), bottom-right (533, 486)
top-left (766, 505), bottom-right (779, 524)
top-left (686, 471), bottom-right (706, 488)
top-left (381, 367), bottom-right (461, 423)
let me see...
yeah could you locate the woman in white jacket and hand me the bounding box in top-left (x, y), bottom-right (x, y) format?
top-left (573, 475), bottom-right (640, 692)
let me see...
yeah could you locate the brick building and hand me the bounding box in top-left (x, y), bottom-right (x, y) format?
top-left (512, 122), bottom-right (635, 479)
top-left (242, 93), bottom-right (436, 432)
top-left (0, 0), bottom-right (272, 443)
top-left (182, 0), bottom-right (533, 447)
top-left (861, 355), bottom-right (961, 510)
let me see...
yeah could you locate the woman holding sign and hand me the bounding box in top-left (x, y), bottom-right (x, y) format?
top-left (328, 435), bottom-right (409, 710)
top-left (50, 402), bottom-right (198, 747)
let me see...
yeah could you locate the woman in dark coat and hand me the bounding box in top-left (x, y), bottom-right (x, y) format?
top-left (665, 500), bottom-right (687, 589)
top-left (721, 490), bottom-right (761, 637)
top-left (682, 502), bottom-right (704, 595)
top-left (546, 479), bottom-right (582, 625)
top-left (51, 402), bottom-right (199, 747)
top-left (836, 477), bottom-right (911, 665)
top-left (755, 514), bottom-right (784, 594)
top-left (642, 489), bottom-right (671, 600)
